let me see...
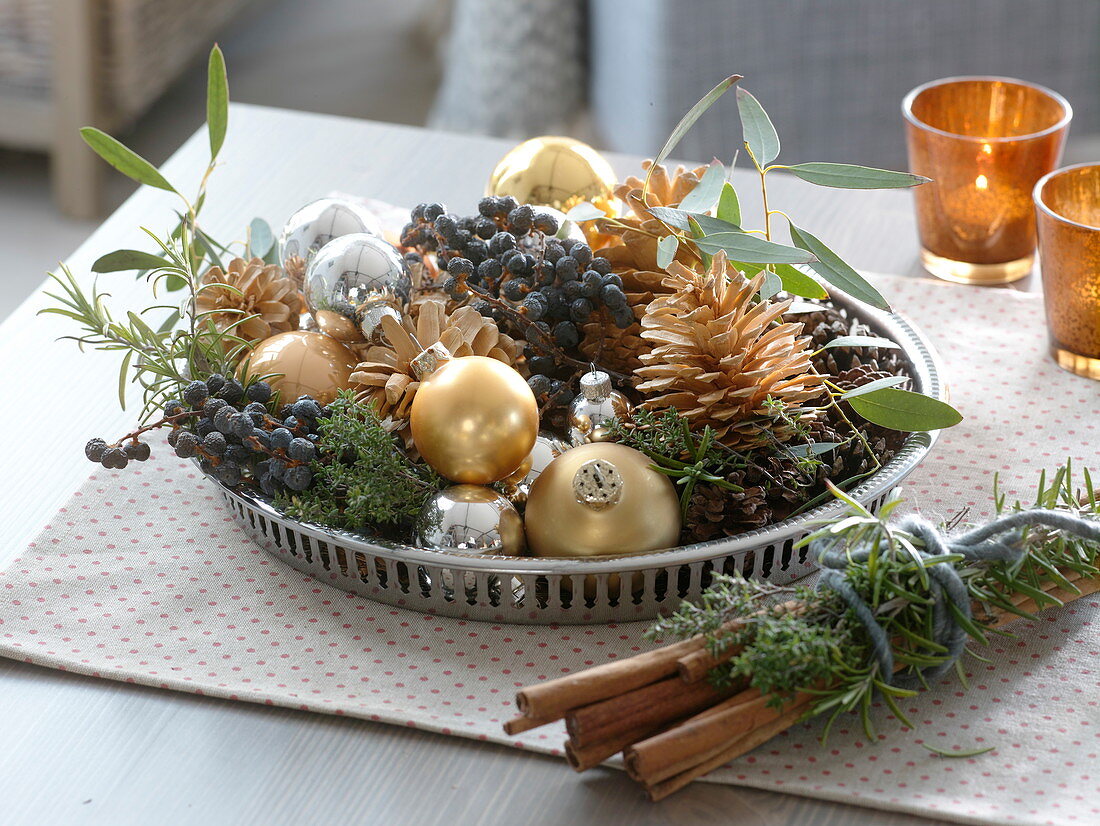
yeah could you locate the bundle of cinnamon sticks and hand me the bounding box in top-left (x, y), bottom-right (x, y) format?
top-left (506, 570), bottom-right (1100, 801)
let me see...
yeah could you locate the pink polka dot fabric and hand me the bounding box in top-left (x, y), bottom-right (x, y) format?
top-left (1, 275), bottom-right (1098, 826)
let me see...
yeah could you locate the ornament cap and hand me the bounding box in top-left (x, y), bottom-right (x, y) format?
top-left (410, 342), bottom-right (453, 381)
top-left (572, 458), bottom-right (624, 511)
top-left (579, 367), bottom-right (613, 402)
top-left (358, 298), bottom-right (402, 344)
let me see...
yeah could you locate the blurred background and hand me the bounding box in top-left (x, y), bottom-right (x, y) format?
top-left (1, 0), bottom-right (1098, 320)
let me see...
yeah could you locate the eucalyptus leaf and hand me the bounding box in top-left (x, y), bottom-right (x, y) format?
top-left (773, 264), bottom-right (828, 299)
top-left (165, 274), bottom-right (187, 292)
top-left (194, 229), bottom-right (224, 270)
top-left (786, 442), bottom-right (841, 458)
top-left (696, 232), bottom-right (815, 265)
top-left (736, 88), bottom-right (780, 168)
top-left (788, 223), bottom-right (891, 311)
top-left (787, 162), bottom-right (931, 190)
top-left (717, 181), bottom-right (741, 225)
top-left (847, 387), bottom-right (963, 431)
top-left (647, 207), bottom-right (741, 236)
top-left (677, 161), bottom-right (726, 213)
top-left (824, 334), bottom-right (902, 351)
top-left (80, 128), bottom-right (176, 192)
top-left (759, 269), bottom-right (782, 299)
top-left (565, 201), bottom-right (606, 222)
top-left (644, 75), bottom-right (741, 197)
top-left (840, 375), bottom-right (909, 399)
top-left (687, 217), bottom-right (711, 269)
top-left (92, 249), bottom-right (172, 274)
top-left (656, 234), bottom-right (679, 270)
top-left (206, 45), bottom-right (229, 160)
top-left (249, 217), bottom-right (275, 259)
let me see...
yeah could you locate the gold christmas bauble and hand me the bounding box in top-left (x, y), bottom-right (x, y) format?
top-left (410, 356), bottom-right (539, 485)
top-left (244, 330), bottom-right (357, 405)
top-left (524, 442), bottom-right (682, 558)
top-left (486, 136), bottom-right (617, 211)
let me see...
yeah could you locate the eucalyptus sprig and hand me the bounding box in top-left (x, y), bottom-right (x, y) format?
top-left (567, 75), bottom-right (961, 436)
top-left (648, 463), bottom-right (1100, 742)
top-left (39, 44), bottom-right (272, 419)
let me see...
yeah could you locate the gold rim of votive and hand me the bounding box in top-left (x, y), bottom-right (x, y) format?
top-left (1034, 162), bottom-right (1100, 231)
top-left (902, 76), bottom-right (1073, 143)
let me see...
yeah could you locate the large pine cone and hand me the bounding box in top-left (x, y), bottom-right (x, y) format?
top-left (196, 257), bottom-right (301, 342)
top-left (635, 251), bottom-right (824, 450)
top-left (684, 476), bottom-right (772, 543)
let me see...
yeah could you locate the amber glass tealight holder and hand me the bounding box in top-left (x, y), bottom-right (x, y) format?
top-left (1034, 163), bottom-right (1100, 380)
top-left (903, 77), bottom-right (1071, 285)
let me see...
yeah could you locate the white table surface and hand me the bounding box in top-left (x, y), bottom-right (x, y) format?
top-left (0, 103), bottom-right (969, 825)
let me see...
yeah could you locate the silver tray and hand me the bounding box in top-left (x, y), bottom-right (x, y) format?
top-left (211, 294), bottom-right (944, 624)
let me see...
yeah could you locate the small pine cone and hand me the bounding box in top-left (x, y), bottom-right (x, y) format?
top-left (834, 364), bottom-right (903, 392)
top-left (196, 257), bottom-right (301, 342)
top-left (790, 301), bottom-right (910, 379)
top-left (284, 255), bottom-right (307, 292)
top-left (683, 479), bottom-right (772, 543)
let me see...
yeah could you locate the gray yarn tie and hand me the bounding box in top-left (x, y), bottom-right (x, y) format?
top-left (812, 509), bottom-right (1100, 690)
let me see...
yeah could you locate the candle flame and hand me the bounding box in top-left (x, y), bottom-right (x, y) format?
top-left (975, 174), bottom-right (989, 190)
top-left (981, 143), bottom-right (993, 155)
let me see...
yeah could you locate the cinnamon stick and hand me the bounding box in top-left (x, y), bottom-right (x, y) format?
top-left (644, 694), bottom-right (815, 802)
top-left (503, 713), bottom-right (560, 736)
top-left (625, 688), bottom-right (811, 784)
top-left (564, 720), bottom-right (668, 772)
top-left (515, 636), bottom-right (704, 721)
top-left (565, 675), bottom-right (728, 748)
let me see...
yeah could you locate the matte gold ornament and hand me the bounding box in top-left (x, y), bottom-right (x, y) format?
top-left (415, 484), bottom-right (526, 556)
top-left (486, 136), bottom-right (617, 211)
top-left (524, 442), bottom-right (681, 558)
top-left (567, 368), bottom-right (631, 446)
top-left (501, 432), bottom-right (569, 505)
top-left (244, 330), bottom-right (357, 405)
top-left (410, 353), bottom-right (539, 485)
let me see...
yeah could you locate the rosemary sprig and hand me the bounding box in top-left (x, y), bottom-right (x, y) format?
top-left (648, 463), bottom-right (1100, 742)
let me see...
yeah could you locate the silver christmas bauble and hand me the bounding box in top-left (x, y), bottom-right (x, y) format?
top-left (568, 369), bottom-right (631, 446)
top-left (304, 233), bottom-right (411, 342)
top-left (279, 197), bottom-right (384, 265)
top-left (501, 432), bottom-right (569, 505)
top-left (416, 485), bottom-right (526, 556)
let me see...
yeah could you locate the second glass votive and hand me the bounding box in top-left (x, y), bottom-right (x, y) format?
top-left (903, 77), bottom-right (1071, 285)
top-left (1034, 163), bottom-right (1100, 380)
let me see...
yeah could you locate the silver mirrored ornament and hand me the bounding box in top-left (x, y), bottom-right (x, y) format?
top-left (279, 197), bottom-right (384, 266)
top-left (568, 368), bottom-right (631, 446)
top-left (304, 233), bottom-right (411, 343)
top-left (416, 484), bottom-right (526, 556)
top-left (500, 432), bottom-right (568, 506)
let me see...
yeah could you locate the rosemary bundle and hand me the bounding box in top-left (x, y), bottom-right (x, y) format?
top-left (507, 464), bottom-right (1100, 800)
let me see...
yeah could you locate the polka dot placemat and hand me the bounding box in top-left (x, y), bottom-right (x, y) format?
top-left (2, 275), bottom-right (1098, 826)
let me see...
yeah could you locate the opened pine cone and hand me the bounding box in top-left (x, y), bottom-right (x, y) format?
top-left (196, 257), bottom-right (301, 342)
top-left (593, 160), bottom-right (709, 272)
top-left (635, 251), bottom-right (824, 450)
top-left (349, 298), bottom-right (521, 440)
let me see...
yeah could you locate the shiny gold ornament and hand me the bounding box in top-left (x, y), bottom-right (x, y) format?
top-left (244, 330), bottom-right (358, 405)
top-left (410, 354), bottom-right (539, 485)
top-left (349, 301), bottom-right (521, 446)
top-left (486, 136), bottom-right (616, 211)
top-left (567, 368), bottom-right (631, 446)
top-left (524, 442), bottom-right (681, 558)
top-left (500, 432), bottom-right (569, 505)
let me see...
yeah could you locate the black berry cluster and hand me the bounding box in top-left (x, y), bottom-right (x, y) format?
top-left (163, 375), bottom-right (326, 495)
top-left (401, 196), bottom-right (632, 407)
